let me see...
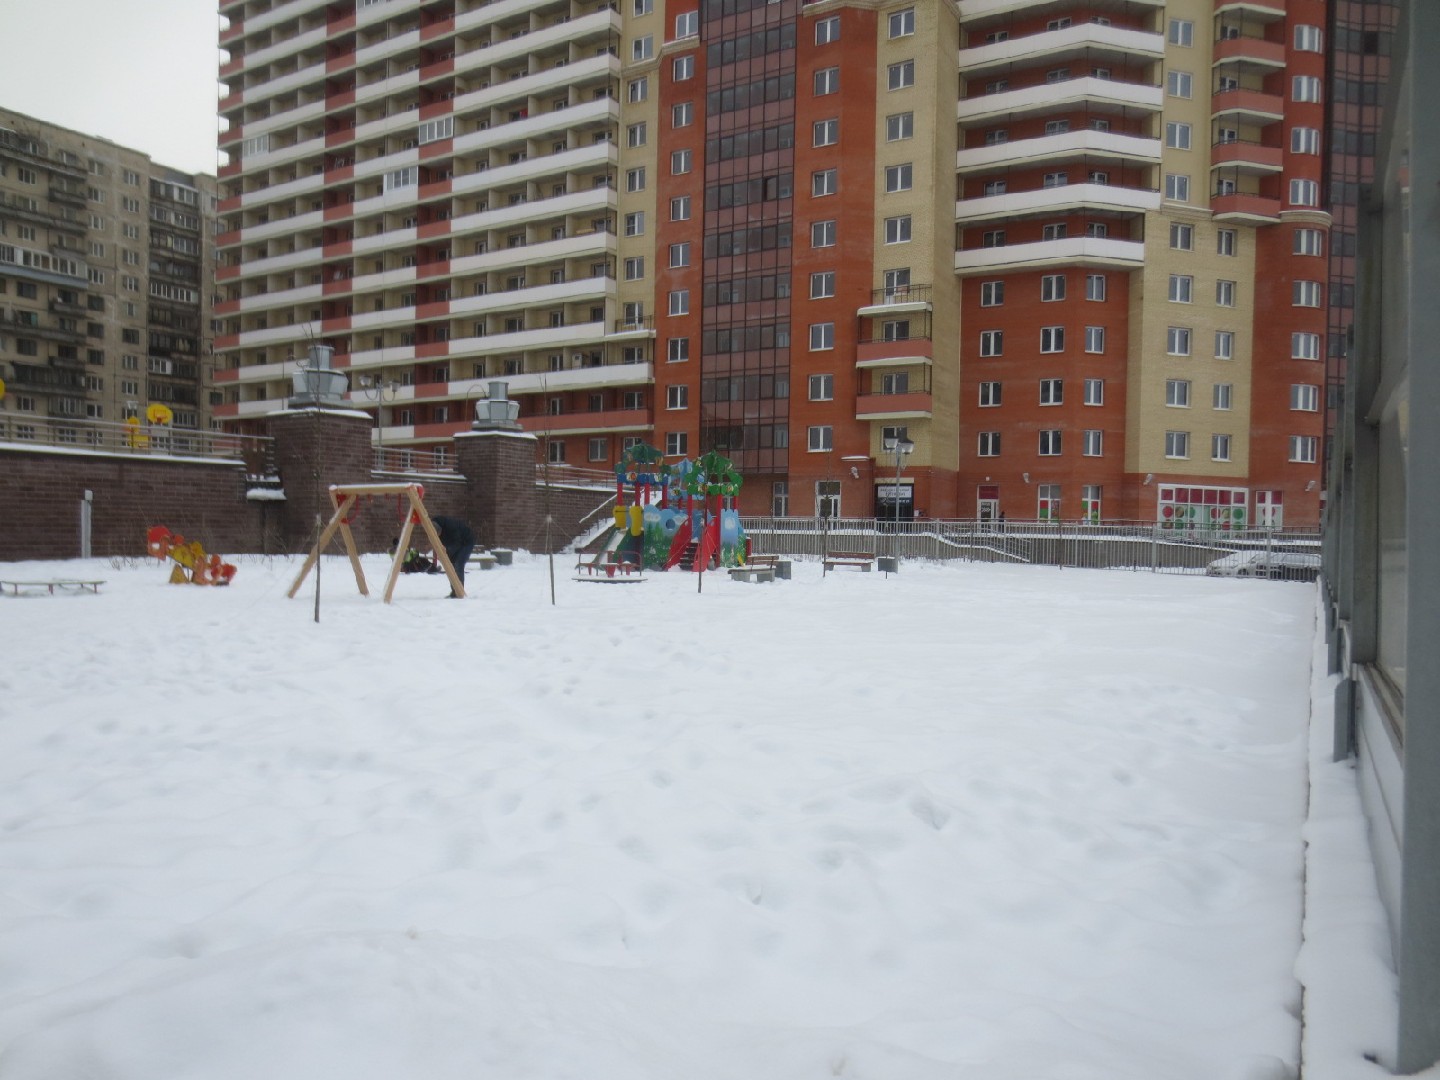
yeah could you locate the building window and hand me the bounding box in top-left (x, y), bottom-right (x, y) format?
top-left (624, 211), bottom-right (645, 236)
top-left (1083, 429), bottom-right (1104, 457)
top-left (1038, 430), bottom-right (1062, 456)
top-left (1042, 171), bottom-right (1068, 188)
top-left (979, 330), bottom-right (1003, 357)
top-left (1293, 280), bottom-right (1322, 307)
top-left (1217, 229), bottom-right (1237, 256)
top-left (669, 290), bottom-right (690, 315)
top-left (1213, 383), bottom-right (1233, 410)
top-left (1164, 173), bottom-right (1190, 201)
top-left (980, 280), bottom-right (1004, 307)
top-left (1292, 331), bottom-right (1321, 360)
top-left (1167, 327), bottom-right (1192, 355)
top-left (1040, 378), bottom-right (1064, 406)
top-left (668, 338), bottom-right (690, 362)
top-left (624, 256), bottom-right (645, 280)
top-left (983, 180), bottom-right (1007, 196)
top-left (1084, 326), bottom-right (1105, 354)
top-left (1040, 326), bottom-right (1064, 353)
top-left (808, 374), bottom-right (835, 401)
top-left (674, 55), bottom-right (694, 80)
top-left (813, 118), bottom-right (839, 146)
top-left (887, 60), bottom-right (915, 90)
top-left (671, 149), bottom-right (692, 174)
top-left (815, 67), bottom-right (839, 95)
top-left (884, 164), bottom-right (913, 192)
top-left (812, 169), bottom-right (838, 196)
top-left (589, 437), bottom-right (610, 462)
top-left (1084, 378), bottom-right (1104, 406)
top-left (1291, 127), bottom-right (1320, 155)
top-left (889, 7), bottom-right (915, 37)
top-left (548, 441), bottom-right (567, 464)
top-left (979, 381), bottom-right (1001, 407)
top-left (1041, 274), bottom-right (1066, 302)
top-left (670, 195), bottom-right (692, 221)
top-left (1215, 330), bottom-right (1235, 360)
top-left (1045, 119), bottom-right (1070, 135)
top-left (886, 112), bottom-right (914, 141)
top-left (1212, 434), bottom-right (1232, 462)
top-left (1165, 122), bottom-right (1192, 150)
top-left (978, 431), bottom-right (1001, 457)
top-left (884, 215), bottom-right (912, 244)
top-left (1291, 383), bottom-right (1320, 412)
top-left (626, 122), bottom-right (647, 148)
top-left (1292, 75), bottom-right (1322, 103)
top-left (809, 322), bottom-right (835, 350)
top-left (808, 219), bottom-right (838, 248)
top-left (667, 385), bottom-right (689, 409)
top-left (1294, 228), bottom-right (1324, 256)
top-left (628, 77), bottom-right (649, 103)
top-left (1168, 275), bottom-right (1193, 303)
top-left (632, 35), bottom-right (654, 60)
top-left (1216, 280), bottom-right (1236, 307)
top-left (1166, 70), bottom-right (1192, 98)
top-left (672, 101), bottom-right (694, 127)
top-left (1290, 179), bottom-right (1320, 207)
top-left (1086, 274), bottom-right (1107, 301)
top-left (1166, 379), bottom-right (1191, 407)
top-left (674, 10), bottom-right (698, 37)
top-left (984, 128), bottom-right (1009, 145)
top-left (626, 167), bottom-right (646, 192)
top-left (1169, 222), bottom-right (1193, 250)
top-left (1289, 435), bottom-right (1318, 463)
top-left (1168, 18), bottom-right (1193, 46)
top-left (1041, 222), bottom-right (1067, 240)
top-left (1294, 24), bottom-right (1323, 52)
top-left (982, 229), bottom-right (1006, 247)
top-left (666, 432), bottom-right (689, 456)
top-left (810, 271), bottom-right (836, 299)
top-left (1165, 431), bottom-right (1190, 459)
top-left (815, 15), bottom-right (840, 43)
top-left (808, 425), bottom-right (834, 452)
top-left (669, 242), bottom-right (691, 268)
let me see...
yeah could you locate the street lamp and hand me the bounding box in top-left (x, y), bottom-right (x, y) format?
top-left (357, 375), bottom-right (398, 456)
top-left (882, 433), bottom-right (914, 561)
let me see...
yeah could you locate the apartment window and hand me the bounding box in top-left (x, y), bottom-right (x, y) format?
top-left (1084, 326), bottom-right (1105, 354)
top-left (808, 425), bottom-right (834, 452)
top-left (1291, 383), bottom-right (1320, 412)
top-left (884, 164), bottom-right (913, 192)
top-left (983, 180), bottom-right (1007, 196)
top-left (1040, 326), bottom-right (1064, 353)
top-left (1038, 430), bottom-right (1062, 456)
top-left (980, 280), bottom-right (1004, 307)
top-left (1216, 280), bottom-right (1236, 307)
top-left (887, 60), bottom-right (915, 91)
top-left (1213, 383), bottom-right (1233, 410)
top-left (1294, 25), bottom-right (1323, 52)
top-left (675, 10), bottom-right (698, 37)
top-left (1168, 19), bottom-right (1193, 46)
top-left (1293, 280), bottom-right (1322, 307)
top-left (1166, 70), bottom-right (1193, 98)
top-left (980, 330), bottom-right (1003, 357)
top-left (1041, 274), bottom-right (1066, 302)
top-left (1166, 379), bottom-right (1191, 407)
top-left (626, 123), bottom-right (647, 148)
top-left (812, 219), bottom-right (837, 247)
top-left (982, 229), bottom-right (1005, 247)
top-left (1292, 332), bottom-right (1321, 360)
top-left (1212, 434), bottom-right (1232, 462)
top-left (669, 290), bottom-right (690, 316)
top-left (1040, 379), bottom-right (1064, 406)
top-left (1289, 435), bottom-right (1318, 463)
top-left (1165, 122), bottom-right (1192, 150)
top-left (1215, 330), bottom-right (1235, 360)
top-left (674, 55), bottom-right (694, 80)
top-left (1168, 275), bottom-right (1193, 303)
top-left (589, 437), bottom-right (610, 463)
top-left (984, 128), bottom-right (1009, 146)
top-left (1292, 75), bottom-right (1322, 103)
top-left (667, 385), bottom-right (689, 409)
top-left (1083, 430), bottom-right (1104, 457)
top-left (666, 196), bottom-right (691, 223)
top-left (547, 441), bottom-right (566, 464)
top-left (815, 15), bottom-right (840, 43)
top-left (978, 431), bottom-right (1001, 457)
top-left (808, 374), bottom-right (834, 401)
top-left (887, 112), bottom-right (914, 141)
top-left (671, 149), bottom-right (692, 174)
top-left (626, 166), bottom-right (646, 192)
top-left (673, 102), bottom-right (694, 128)
top-left (1042, 171), bottom-right (1068, 188)
top-left (668, 337), bottom-right (690, 362)
top-left (1165, 431), bottom-right (1190, 458)
top-left (889, 7), bottom-right (915, 36)
top-left (1084, 378), bottom-right (1104, 406)
top-left (810, 271), bottom-right (836, 299)
top-left (666, 432), bottom-right (689, 456)
top-left (1217, 229), bottom-right (1237, 256)
top-left (1167, 327), bottom-right (1192, 355)
top-left (979, 381), bottom-right (1001, 407)
top-left (1164, 173), bottom-right (1190, 201)
top-left (624, 256), bottom-right (645, 280)
top-left (634, 0), bottom-right (652, 13)
top-left (1087, 174), bottom-right (1109, 189)
top-left (810, 322), bottom-right (835, 350)
top-left (624, 211), bottom-right (645, 236)
top-left (1290, 179), bottom-right (1320, 207)
top-left (1089, 118), bottom-right (1111, 132)
top-left (1042, 223), bottom-right (1067, 241)
top-left (1291, 127), bottom-right (1320, 155)
top-left (669, 242), bottom-right (691, 268)
top-left (815, 67), bottom-right (839, 95)
top-left (1294, 229), bottom-right (1324, 256)
top-left (1086, 274), bottom-right (1107, 301)
top-left (632, 35), bottom-right (654, 60)
top-left (813, 169), bottom-right (838, 196)
top-left (884, 215), bottom-right (912, 244)
top-left (1045, 68), bottom-right (1071, 84)
top-left (628, 77), bottom-right (649, 103)
top-left (1045, 119), bottom-right (1070, 135)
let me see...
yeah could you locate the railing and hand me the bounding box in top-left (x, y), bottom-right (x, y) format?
top-left (0, 414), bottom-right (276, 471)
top-left (740, 517), bottom-right (1321, 578)
top-left (538, 463), bottom-right (617, 489)
top-left (372, 446), bottom-right (457, 475)
top-left (867, 284), bottom-right (933, 306)
top-left (612, 315), bottom-right (656, 333)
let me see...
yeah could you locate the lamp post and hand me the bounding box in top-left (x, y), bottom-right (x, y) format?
top-left (881, 433), bottom-right (914, 564)
top-left (358, 375), bottom-right (398, 461)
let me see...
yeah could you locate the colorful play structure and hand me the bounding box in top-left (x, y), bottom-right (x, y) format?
top-left (146, 525), bottom-right (238, 586)
top-left (577, 446), bottom-right (747, 579)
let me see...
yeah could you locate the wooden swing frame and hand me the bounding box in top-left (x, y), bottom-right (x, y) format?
top-left (286, 482), bottom-right (464, 603)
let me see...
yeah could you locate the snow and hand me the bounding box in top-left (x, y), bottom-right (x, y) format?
top-left (0, 553), bottom-right (1401, 1079)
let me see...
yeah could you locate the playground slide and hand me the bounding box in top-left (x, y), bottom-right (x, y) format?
top-left (146, 525), bottom-right (237, 586)
top-left (585, 527), bottom-right (625, 567)
top-left (692, 517), bottom-right (720, 573)
top-left (664, 515), bottom-right (693, 570)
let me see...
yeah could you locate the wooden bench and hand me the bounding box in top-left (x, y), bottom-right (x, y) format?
top-left (574, 556), bottom-right (644, 583)
top-left (0, 579), bottom-right (105, 595)
top-left (727, 564), bottom-right (776, 583)
top-left (469, 552), bottom-right (499, 571)
top-left (823, 551), bottom-right (875, 573)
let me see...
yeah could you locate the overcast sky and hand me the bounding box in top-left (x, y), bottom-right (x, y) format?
top-left (0, 1), bottom-right (225, 175)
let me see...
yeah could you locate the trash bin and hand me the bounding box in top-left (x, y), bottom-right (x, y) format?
top-left (877, 556), bottom-right (900, 574)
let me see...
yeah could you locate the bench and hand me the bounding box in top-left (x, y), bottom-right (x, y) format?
top-left (574, 556), bottom-right (644, 583)
top-left (727, 565), bottom-right (776, 583)
top-left (0, 579), bottom-right (105, 596)
top-left (823, 551), bottom-right (875, 573)
top-left (469, 552), bottom-right (499, 571)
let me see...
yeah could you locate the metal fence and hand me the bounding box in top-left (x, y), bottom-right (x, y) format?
top-left (740, 517), bottom-right (1322, 579)
top-left (0, 414), bottom-right (275, 473)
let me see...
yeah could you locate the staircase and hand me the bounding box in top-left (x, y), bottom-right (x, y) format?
top-left (676, 538), bottom-right (701, 571)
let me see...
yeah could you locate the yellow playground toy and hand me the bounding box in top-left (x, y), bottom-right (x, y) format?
top-left (147, 526), bottom-right (237, 586)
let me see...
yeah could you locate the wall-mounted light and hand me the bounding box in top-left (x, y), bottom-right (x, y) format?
top-left (850, 466), bottom-right (860, 479)
top-left (1022, 471), bottom-right (1031, 484)
top-left (1143, 473), bottom-right (1155, 485)
top-left (1306, 479), bottom-right (1317, 491)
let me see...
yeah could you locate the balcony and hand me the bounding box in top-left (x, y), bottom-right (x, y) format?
top-left (1211, 88), bottom-right (1284, 125)
top-left (1210, 140), bottom-right (1284, 173)
top-left (958, 77), bottom-right (1163, 127)
top-left (856, 337), bottom-right (934, 368)
top-left (1210, 192), bottom-right (1281, 223)
top-left (858, 284), bottom-right (933, 315)
top-left (855, 391), bottom-right (933, 420)
top-left (960, 23), bottom-right (1164, 78)
top-left (955, 235), bottom-right (1146, 275)
top-left (517, 407), bottom-right (650, 436)
top-left (960, 0), bottom-right (1164, 22)
top-left (1214, 0), bottom-right (1286, 23)
top-left (1212, 35), bottom-right (1286, 70)
top-left (610, 315), bottom-right (655, 337)
top-left (957, 129), bottom-right (1161, 174)
top-left (955, 182), bottom-right (1160, 224)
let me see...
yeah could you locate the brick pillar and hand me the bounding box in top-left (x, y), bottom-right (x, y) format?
top-left (453, 429), bottom-right (539, 551)
top-left (267, 407), bottom-right (373, 552)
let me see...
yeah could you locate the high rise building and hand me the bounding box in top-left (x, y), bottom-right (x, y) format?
top-left (216, 0), bottom-right (1329, 527)
top-left (0, 108), bottom-right (216, 433)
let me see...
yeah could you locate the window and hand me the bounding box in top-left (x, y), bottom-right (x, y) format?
top-left (634, 0), bottom-right (652, 13)
top-left (1217, 229), bottom-right (1237, 256)
top-left (812, 169), bottom-right (838, 196)
top-left (673, 102), bottom-right (694, 127)
top-left (809, 374), bottom-right (834, 401)
top-left (1290, 179), bottom-right (1320, 207)
top-left (884, 215), bottom-right (912, 244)
top-left (1165, 431), bottom-right (1190, 458)
top-left (1212, 434), bottom-right (1232, 462)
top-left (984, 128), bottom-right (1009, 145)
top-left (1294, 24), bottom-right (1323, 52)
top-left (626, 123), bottom-right (647, 148)
top-left (624, 256), bottom-right (645, 280)
top-left (1083, 430), bottom-right (1104, 457)
top-left (671, 149), bottom-right (692, 174)
top-left (1168, 19), bottom-right (1193, 46)
top-left (1040, 379), bottom-right (1064, 405)
top-left (1216, 280), bottom-right (1236, 307)
top-left (665, 385), bottom-right (690, 410)
top-left (1164, 173), bottom-right (1190, 201)
top-left (626, 167), bottom-right (646, 192)
top-left (632, 35), bottom-right (654, 60)
top-left (1084, 326), bottom-right (1105, 354)
top-left (666, 432), bottom-right (689, 456)
top-left (628, 77), bottom-right (649, 103)
top-left (811, 220), bottom-right (837, 247)
top-left (815, 15), bottom-right (840, 44)
top-left (1040, 326), bottom-right (1064, 353)
top-left (1292, 332), bottom-right (1321, 360)
top-left (1045, 68), bottom-right (1070, 83)
top-left (1165, 122), bottom-right (1192, 150)
top-left (1086, 222), bottom-right (1108, 237)
top-left (808, 425), bottom-right (834, 452)
top-left (978, 431), bottom-right (1001, 457)
top-left (1215, 331), bottom-right (1235, 360)
top-left (1292, 76), bottom-right (1322, 103)
top-left (669, 290), bottom-right (690, 316)
top-left (979, 381), bottom-right (1001, 407)
top-left (674, 10), bottom-right (697, 38)
top-left (1166, 70), bottom-right (1192, 98)
top-left (1086, 274), bottom-right (1107, 302)
top-left (983, 180), bottom-right (1007, 196)
top-left (1039, 430), bottom-right (1062, 456)
top-left (887, 60), bottom-right (915, 90)
top-left (980, 330), bottom-right (1003, 357)
top-left (1291, 127), bottom-right (1320, 154)
top-left (810, 271), bottom-right (836, 299)
top-left (809, 322), bottom-right (835, 350)
top-left (674, 55), bottom-right (694, 80)
top-left (589, 437), bottom-right (610, 463)
top-left (1291, 383), bottom-right (1320, 411)
top-left (669, 242), bottom-right (691, 268)
top-left (1043, 171), bottom-right (1068, 188)
top-left (1167, 327), bottom-right (1192, 355)
top-left (624, 211), bottom-right (645, 236)
top-left (547, 441), bottom-right (567, 464)
top-left (1168, 275), bottom-right (1193, 303)
top-left (890, 8), bottom-right (915, 36)
top-left (886, 112), bottom-right (914, 141)
top-left (1213, 383), bottom-right (1233, 410)
top-left (1041, 274), bottom-right (1066, 302)
top-left (1045, 119), bottom-right (1070, 135)
top-left (670, 196), bottom-right (694, 223)
top-left (815, 67), bottom-right (839, 95)
top-left (1042, 223), bottom-right (1067, 241)
top-left (1166, 379), bottom-right (1191, 407)
top-left (980, 280), bottom-right (1004, 307)
top-left (1084, 378), bottom-right (1104, 406)
top-left (1294, 228), bottom-right (1323, 256)
top-left (668, 338), bottom-right (690, 362)
top-left (1289, 435), bottom-right (1318, 463)
top-left (884, 163), bottom-right (913, 192)
top-left (982, 229), bottom-right (1006, 247)
top-left (1293, 280), bottom-right (1322, 307)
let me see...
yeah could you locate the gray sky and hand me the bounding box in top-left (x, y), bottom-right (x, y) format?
top-left (0, 1), bottom-right (224, 175)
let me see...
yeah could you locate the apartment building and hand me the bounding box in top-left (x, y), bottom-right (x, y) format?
top-left (217, 0), bottom-right (1328, 526)
top-left (0, 108), bottom-right (216, 432)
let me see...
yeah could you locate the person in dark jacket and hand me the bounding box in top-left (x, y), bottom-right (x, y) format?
top-left (431, 515), bottom-right (475, 597)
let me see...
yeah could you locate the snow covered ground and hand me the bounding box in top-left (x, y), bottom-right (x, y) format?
top-left (0, 553), bottom-right (1399, 1079)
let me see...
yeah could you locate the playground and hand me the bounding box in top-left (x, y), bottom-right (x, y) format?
top-left (0, 553), bottom-right (1388, 1080)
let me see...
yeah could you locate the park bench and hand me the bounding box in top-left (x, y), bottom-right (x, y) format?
top-left (823, 551), bottom-right (875, 573)
top-left (0, 579), bottom-right (105, 596)
top-left (727, 564), bottom-right (776, 583)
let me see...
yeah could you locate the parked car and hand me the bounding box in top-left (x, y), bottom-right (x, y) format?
top-left (1206, 550), bottom-right (1321, 581)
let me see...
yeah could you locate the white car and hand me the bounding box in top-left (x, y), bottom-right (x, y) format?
top-left (1206, 550), bottom-right (1321, 581)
